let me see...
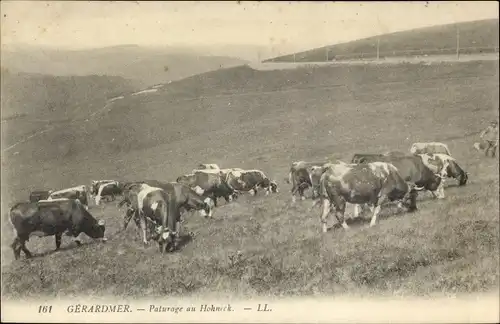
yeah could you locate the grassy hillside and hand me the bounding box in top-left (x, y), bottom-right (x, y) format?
top-left (1, 59), bottom-right (499, 299)
top-left (1, 44), bottom-right (248, 88)
top-left (265, 19), bottom-right (499, 62)
top-left (0, 68), bottom-right (139, 151)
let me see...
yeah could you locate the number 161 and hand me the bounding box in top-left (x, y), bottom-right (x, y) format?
top-left (38, 305), bottom-right (52, 313)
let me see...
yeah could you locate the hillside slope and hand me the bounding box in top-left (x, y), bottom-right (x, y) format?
top-left (1, 60), bottom-right (499, 299)
top-left (265, 19), bottom-right (499, 62)
top-left (1, 44), bottom-right (248, 88)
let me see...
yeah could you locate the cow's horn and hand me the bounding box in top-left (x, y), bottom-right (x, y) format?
top-left (98, 219), bottom-right (106, 226)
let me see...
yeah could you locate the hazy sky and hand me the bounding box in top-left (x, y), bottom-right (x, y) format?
top-left (1, 1), bottom-right (498, 56)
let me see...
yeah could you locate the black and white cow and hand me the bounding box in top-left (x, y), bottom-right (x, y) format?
top-left (224, 169), bottom-right (279, 196)
top-left (90, 180), bottom-right (122, 206)
top-left (316, 162), bottom-right (419, 233)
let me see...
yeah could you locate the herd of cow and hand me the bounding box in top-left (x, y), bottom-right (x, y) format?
top-left (8, 141), bottom-right (468, 259)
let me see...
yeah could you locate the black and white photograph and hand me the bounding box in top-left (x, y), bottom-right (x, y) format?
top-left (1, 1), bottom-right (499, 323)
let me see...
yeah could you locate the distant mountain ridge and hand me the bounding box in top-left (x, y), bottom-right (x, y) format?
top-left (1, 44), bottom-right (249, 88)
top-left (265, 18), bottom-right (499, 62)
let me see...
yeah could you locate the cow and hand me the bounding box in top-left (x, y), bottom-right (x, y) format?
top-left (224, 169), bottom-right (279, 196)
top-left (9, 198), bottom-right (106, 260)
top-left (286, 161), bottom-right (329, 202)
top-left (193, 163), bottom-right (220, 173)
top-left (29, 190), bottom-right (53, 203)
top-left (353, 154), bottom-right (445, 199)
top-left (418, 153), bottom-right (468, 190)
top-left (351, 151), bottom-right (407, 164)
top-left (119, 182), bottom-right (210, 253)
top-left (117, 183), bottom-right (169, 248)
top-left (48, 185), bottom-right (89, 210)
top-left (90, 180), bottom-right (122, 205)
top-left (316, 162), bottom-right (419, 233)
top-left (410, 142), bottom-right (452, 156)
top-left (176, 171), bottom-right (235, 207)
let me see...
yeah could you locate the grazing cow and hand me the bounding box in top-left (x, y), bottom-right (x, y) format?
top-left (9, 198), bottom-right (106, 260)
top-left (286, 161), bottom-right (329, 202)
top-left (410, 142), bottom-right (452, 156)
top-left (48, 185), bottom-right (89, 210)
top-left (176, 171), bottom-right (235, 207)
top-left (90, 180), bottom-right (122, 205)
top-left (119, 182), bottom-right (208, 253)
top-left (355, 154), bottom-right (445, 199)
top-left (224, 169), bottom-right (278, 196)
top-left (419, 153), bottom-right (468, 188)
top-left (351, 151), bottom-right (407, 164)
top-left (117, 183), bottom-right (168, 248)
top-left (317, 162), bottom-right (419, 233)
top-left (29, 190), bottom-right (53, 203)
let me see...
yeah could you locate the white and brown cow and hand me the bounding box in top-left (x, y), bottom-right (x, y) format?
top-left (316, 162), bottom-right (419, 233)
top-left (224, 169), bottom-right (278, 196)
top-left (418, 153), bottom-right (468, 194)
top-left (410, 142), bottom-right (452, 156)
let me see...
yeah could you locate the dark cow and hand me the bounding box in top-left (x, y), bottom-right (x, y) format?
top-left (316, 162), bottom-right (419, 233)
top-left (224, 169), bottom-right (278, 196)
top-left (48, 185), bottom-right (89, 210)
top-left (286, 161), bottom-right (329, 202)
top-left (29, 190), bottom-right (52, 203)
top-left (354, 154), bottom-right (444, 199)
top-left (90, 180), bottom-right (122, 205)
top-left (351, 151), bottom-right (407, 164)
top-left (176, 171), bottom-right (235, 207)
top-left (9, 198), bottom-right (106, 260)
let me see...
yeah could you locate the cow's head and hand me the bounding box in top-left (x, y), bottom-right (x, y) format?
top-left (87, 218), bottom-right (106, 241)
top-left (269, 180), bottom-right (279, 193)
top-left (153, 225), bottom-right (175, 253)
top-left (447, 160), bottom-right (468, 186)
top-left (199, 197), bottom-right (214, 218)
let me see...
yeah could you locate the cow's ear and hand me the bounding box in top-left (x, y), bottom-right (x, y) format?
top-left (98, 219), bottom-right (106, 226)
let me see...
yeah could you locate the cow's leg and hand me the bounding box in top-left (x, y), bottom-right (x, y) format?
top-left (211, 194), bottom-right (218, 207)
top-left (320, 199), bottom-right (332, 233)
top-left (138, 215), bottom-right (149, 245)
top-left (352, 204), bottom-right (360, 218)
top-left (15, 235), bottom-right (32, 258)
top-left (333, 199), bottom-right (349, 230)
top-left (123, 208), bottom-right (135, 230)
top-left (55, 233), bottom-right (62, 250)
top-left (11, 237), bottom-right (22, 260)
top-left (369, 204), bottom-right (382, 227)
top-left (20, 241), bottom-right (33, 258)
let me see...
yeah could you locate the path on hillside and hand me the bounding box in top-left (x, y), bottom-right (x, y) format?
top-left (251, 53), bottom-right (499, 70)
top-left (1, 100), bottom-right (118, 154)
